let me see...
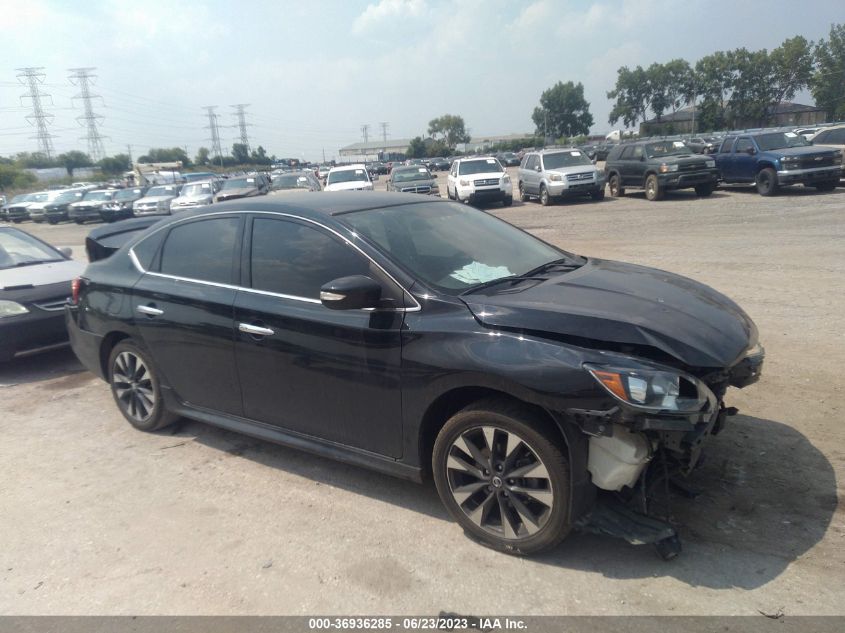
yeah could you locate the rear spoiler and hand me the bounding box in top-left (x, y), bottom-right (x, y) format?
top-left (85, 217), bottom-right (163, 262)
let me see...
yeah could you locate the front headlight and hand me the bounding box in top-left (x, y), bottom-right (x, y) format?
top-left (501, 175), bottom-right (511, 184)
top-left (584, 363), bottom-right (712, 413)
top-left (705, 159), bottom-right (715, 168)
top-left (548, 173), bottom-right (562, 182)
top-left (0, 300), bottom-right (29, 318)
top-left (459, 179), bottom-right (470, 186)
top-left (744, 342), bottom-right (765, 360)
top-left (658, 163), bottom-right (679, 173)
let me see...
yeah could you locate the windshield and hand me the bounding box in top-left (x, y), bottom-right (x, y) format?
top-left (83, 190), bottom-right (115, 201)
top-left (115, 188), bottom-right (144, 200)
top-left (755, 132), bottom-right (809, 150)
top-left (54, 191), bottom-right (85, 204)
top-left (458, 159), bottom-right (503, 175)
top-left (392, 168), bottom-right (432, 182)
top-left (147, 185), bottom-right (179, 197)
top-left (271, 174), bottom-right (312, 189)
top-left (341, 201), bottom-right (567, 294)
top-left (645, 141), bottom-right (693, 158)
top-left (543, 151), bottom-right (592, 169)
top-left (0, 229), bottom-right (63, 269)
top-left (184, 172), bottom-right (215, 182)
top-left (29, 193), bottom-right (50, 203)
top-left (222, 177), bottom-right (255, 190)
top-left (327, 168), bottom-right (369, 184)
top-left (180, 183), bottom-right (213, 197)
top-left (10, 194), bottom-right (32, 204)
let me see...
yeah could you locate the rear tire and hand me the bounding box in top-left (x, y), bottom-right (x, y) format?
top-left (74, 219), bottom-right (84, 225)
top-left (694, 183), bottom-right (715, 197)
top-left (108, 340), bottom-right (178, 432)
top-left (645, 174), bottom-right (664, 201)
top-left (432, 398), bottom-right (571, 556)
top-left (756, 168), bottom-right (778, 196)
top-left (813, 180), bottom-right (837, 192)
top-left (517, 182), bottom-right (527, 202)
top-left (608, 174), bottom-right (624, 197)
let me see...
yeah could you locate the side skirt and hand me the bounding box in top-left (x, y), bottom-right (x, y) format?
top-left (167, 395), bottom-right (423, 483)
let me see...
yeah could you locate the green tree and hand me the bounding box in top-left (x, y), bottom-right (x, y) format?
top-left (427, 114), bottom-right (471, 148)
top-left (607, 66), bottom-right (650, 128)
top-left (56, 151), bottom-right (93, 177)
top-left (250, 145), bottom-right (271, 165)
top-left (98, 154), bottom-right (131, 176)
top-left (0, 164), bottom-right (38, 190)
top-left (811, 23), bottom-right (845, 119)
top-left (406, 136), bottom-right (426, 158)
top-left (195, 147), bottom-right (210, 165)
top-left (767, 36), bottom-right (814, 116)
top-left (695, 51), bottom-right (735, 130)
top-left (14, 152), bottom-right (57, 169)
top-left (232, 143), bottom-right (250, 164)
top-left (532, 81), bottom-right (593, 138)
top-left (729, 48), bottom-right (772, 126)
top-left (137, 147), bottom-right (191, 165)
top-left (425, 140), bottom-right (449, 158)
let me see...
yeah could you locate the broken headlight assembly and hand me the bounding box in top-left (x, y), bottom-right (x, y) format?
top-left (584, 363), bottom-right (714, 414)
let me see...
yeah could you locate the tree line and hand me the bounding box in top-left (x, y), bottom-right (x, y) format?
top-left (607, 23), bottom-right (845, 131)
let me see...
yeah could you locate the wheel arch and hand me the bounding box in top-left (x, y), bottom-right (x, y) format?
top-left (99, 330), bottom-right (131, 378)
top-left (417, 386), bottom-right (593, 523)
top-left (757, 161), bottom-right (777, 172)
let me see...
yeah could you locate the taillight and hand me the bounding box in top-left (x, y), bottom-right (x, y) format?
top-left (71, 277), bottom-right (82, 305)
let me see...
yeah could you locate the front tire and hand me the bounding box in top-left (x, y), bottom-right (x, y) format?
top-left (108, 340), bottom-right (178, 432)
top-left (813, 180), bottom-right (837, 192)
top-left (539, 185), bottom-right (551, 206)
top-left (502, 196), bottom-right (513, 207)
top-left (756, 168), bottom-right (778, 196)
top-left (517, 182), bottom-right (527, 202)
top-left (590, 188), bottom-right (605, 201)
top-left (694, 183), bottom-right (715, 197)
top-left (645, 174), bottom-right (664, 201)
top-left (432, 399), bottom-right (571, 555)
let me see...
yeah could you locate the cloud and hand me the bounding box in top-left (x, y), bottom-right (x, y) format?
top-left (352, 0), bottom-right (427, 34)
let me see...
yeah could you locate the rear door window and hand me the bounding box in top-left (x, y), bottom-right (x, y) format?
top-left (158, 217), bottom-right (240, 284)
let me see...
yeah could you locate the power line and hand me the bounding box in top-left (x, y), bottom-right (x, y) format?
top-left (202, 106), bottom-right (223, 167)
top-left (16, 67), bottom-right (56, 159)
top-left (68, 67), bottom-right (108, 161)
top-left (380, 122), bottom-right (389, 144)
top-left (231, 104), bottom-right (251, 152)
top-left (361, 124), bottom-right (370, 144)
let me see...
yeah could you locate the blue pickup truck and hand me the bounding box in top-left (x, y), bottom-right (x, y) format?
top-left (714, 131), bottom-right (842, 196)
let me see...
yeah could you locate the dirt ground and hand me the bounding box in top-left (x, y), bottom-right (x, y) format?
top-left (1, 175), bottom-right (843, 616)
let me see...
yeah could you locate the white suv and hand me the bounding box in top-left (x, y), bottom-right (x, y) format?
top-left (446, 157), bottom-right (512, 206)
top-left (324, 164), bottom-right (374, 191)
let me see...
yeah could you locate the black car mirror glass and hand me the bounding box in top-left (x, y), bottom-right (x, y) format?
top-left (320, 275), bottom-right (382, 310)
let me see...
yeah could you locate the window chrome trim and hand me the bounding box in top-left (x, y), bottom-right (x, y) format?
top-left (128, 209), bottom-right (422, 312)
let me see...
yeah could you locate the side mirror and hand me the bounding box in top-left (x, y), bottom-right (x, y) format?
top-left (372, 174), bottom-right (379, 181)
top-left (745, 147), bottom-right (756, 155)
top-left (591, 158), bottom-right (597, 164)
top-left (534, 165), bottom-right (541, 172)
top-left (320, 275), bottom-right (382, 310)
top-left (59, 247), bottom-right (73, 258)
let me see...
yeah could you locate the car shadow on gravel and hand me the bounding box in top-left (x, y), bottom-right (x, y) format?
top-left (168, 419), bottom-right (450, 520)
top-left (534, 413), bottom-right (838, 589)
top-left (0, 346), bottom-right (85, 387)
top-left (720, 185), bottom-right (845, 197)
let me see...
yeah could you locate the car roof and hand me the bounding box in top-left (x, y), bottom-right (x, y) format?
top-left (169, 192), bottom-right (438, 221)
top-left (330, 164), bottom-right (365, 171)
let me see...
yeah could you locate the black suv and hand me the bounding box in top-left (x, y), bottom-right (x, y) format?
top-left (605, 140), bottom-right (719, 201)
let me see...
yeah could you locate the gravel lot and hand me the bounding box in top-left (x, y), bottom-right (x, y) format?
top-left (1, 174), bottom-right (843, 616)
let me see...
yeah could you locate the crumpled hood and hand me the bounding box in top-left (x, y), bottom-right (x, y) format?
top-left (0, 259), bottom-right (85, 290)
top-left (461, 258), bottom-right (757, 368)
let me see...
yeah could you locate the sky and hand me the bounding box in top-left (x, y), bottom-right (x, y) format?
top-left (1, 0), bottom-right (842, 162)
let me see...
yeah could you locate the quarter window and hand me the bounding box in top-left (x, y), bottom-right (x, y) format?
top-left (158, 217), bottom-right (240, 284)
top-left (250, 218), bottom-right (370, 300)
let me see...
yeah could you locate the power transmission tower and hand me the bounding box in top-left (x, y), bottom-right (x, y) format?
top-left (379, 122), bottom-right (389, 144)
top-left (16, 67), bottom-right (56, 159)
top-left (202, 106), bottom-right (224, 166)
top-left (361, 124), bottom-right (370, 144)
top-left (68, 67), bottom-right (108, 161)
top-left (231, 104), bottom-right (251, 152)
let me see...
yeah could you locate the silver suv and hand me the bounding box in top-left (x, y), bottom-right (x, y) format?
top-left (518, 148), bottom-right (605, 205)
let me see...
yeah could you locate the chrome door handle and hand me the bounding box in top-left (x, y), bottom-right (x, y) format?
top-left (136, 305), bottom-right (164, 316)
top-left (238, 323), bottom-right (275, 337)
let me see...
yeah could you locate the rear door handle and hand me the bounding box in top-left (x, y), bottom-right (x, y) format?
top-left (238, 323), bottom-right (275, 337)
top-left (136, 305), bottom-right (164, 316)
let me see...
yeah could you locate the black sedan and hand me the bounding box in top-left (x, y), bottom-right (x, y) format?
top-left (1, 226), bottom-right (84, 361)
top-left (66, 193), bottom-right (764, 557)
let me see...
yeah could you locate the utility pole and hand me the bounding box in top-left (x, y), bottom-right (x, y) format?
top-left (380, 122), bottom-right (389, 144)
top-left (203, 106), bottom-right (224, 167)
top-left (16, 67), bottom-right (56, 159)
top-left (68, 67), bottom-right (108, 161)
top-left (126, 144), bottom-right (133, 163)
top-left (361, 124), bottom-right (370, 144)
top-left (231, 104), bottom-right (251, 152)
